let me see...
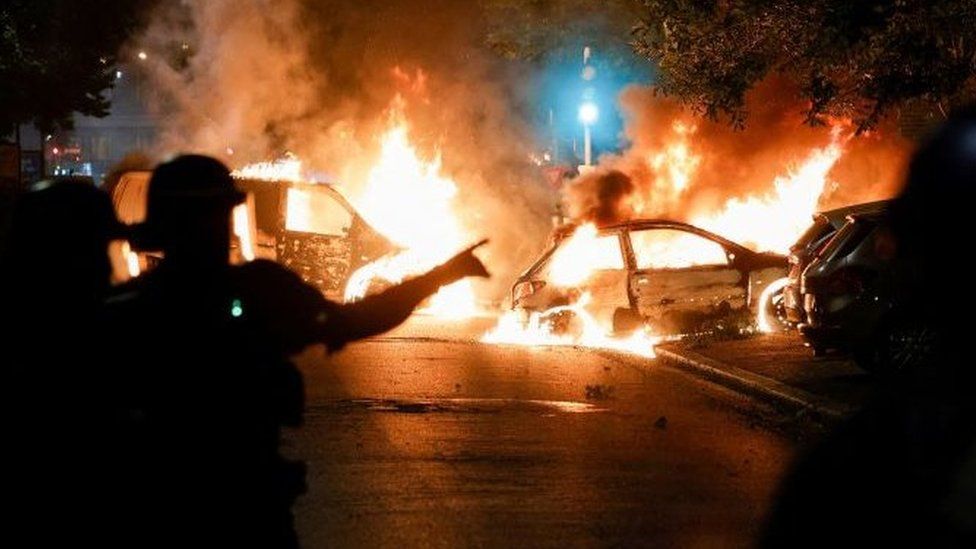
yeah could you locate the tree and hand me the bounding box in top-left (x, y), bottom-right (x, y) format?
top-left (0, 0), bottom-right (151, 137)
top-left (479, 0), bottom-right (643, 65)
top-left (632, 0), bottom-right (976, 131)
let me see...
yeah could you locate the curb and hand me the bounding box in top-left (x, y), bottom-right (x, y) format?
top-left (653, 346), bottom-right (853, 422)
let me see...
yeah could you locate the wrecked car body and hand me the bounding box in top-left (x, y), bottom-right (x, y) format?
top-left (512, 220), bottom-right (788, 335)
top-left (112, 171), bottom-right (394, 299)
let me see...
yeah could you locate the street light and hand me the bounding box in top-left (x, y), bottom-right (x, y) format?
top-left (578, 102), bottom-right (599, 125)
top-left (578, 102), bottom-right (599, 166)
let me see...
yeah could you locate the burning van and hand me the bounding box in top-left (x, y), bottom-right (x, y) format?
top-left (511, 220), bottom-right (788, 335)
top-left (111, 171), bottom-right (395, 299)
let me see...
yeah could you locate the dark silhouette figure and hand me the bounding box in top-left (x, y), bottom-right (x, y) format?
top-left (762, 109), bottom-right (976, 547)
top-left (0, 178), bottom-right (124, 546)
top-left (102, 155), bottom-right (488, 547)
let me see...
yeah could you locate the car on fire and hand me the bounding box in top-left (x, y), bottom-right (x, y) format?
top-left (111, 171), bottom-right (395, 299)
top-left (512, 220), bottom-right (789, 335)
top-left (798, 209), bottom-right (934, 373)
top-left (782, 200), bottom-right (892, 329)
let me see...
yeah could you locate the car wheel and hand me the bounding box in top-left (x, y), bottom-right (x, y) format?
top-left (854, 318), bottom-right (936, 375)
top-left (762, 286), bottom-right (792, 332)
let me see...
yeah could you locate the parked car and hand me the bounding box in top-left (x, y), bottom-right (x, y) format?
top-left (111, 171), bottom-right (394, 299)
top-left (783, 200), bottom-right (892, 327)
top-left (799, 210), bottom-right (934, 373)
top-left (512, 220), bottom-right (788, 335)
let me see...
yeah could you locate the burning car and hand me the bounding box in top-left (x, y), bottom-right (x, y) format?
top-left (512, 220), bottom-right (788, 335)
top-left (111, 171), bottom-right (394, 299)
top-left (799, 209), bottom-right (933, 373)
top-left (782, 200), bottom-right (892, 328)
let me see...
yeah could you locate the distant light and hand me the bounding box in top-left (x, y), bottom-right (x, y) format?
top-left (137, 51), bottom-right (148, 61)
top-left (45, 134), bottom-right (52, 141)
top-left (226, 147), bottom-right (235, 156)
top-left (578, 102), bottom-right (599, 125)
top-left (52, 147), bottom-right (60, 155)
top-left (116, 70), bottom-right (123, 80)
top-left (181, 42), bottom-right (190, 51)
top-left (231, 298), bottom-right (244, 318)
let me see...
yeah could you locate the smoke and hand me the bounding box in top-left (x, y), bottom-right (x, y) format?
top-left (133, 0), bottom-right (557, 300)
top-left (565, 77), bottom-right (913, 229)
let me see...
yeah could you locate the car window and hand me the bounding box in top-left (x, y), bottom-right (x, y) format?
top-left (547, 231), bottom-right (624, 286)
top-left (822, 218), bottom-right (878, 261)
top-left (630, 228), bottom-right (728, 269)
top-left (284, 187), bottom-right (353, 237)
top-left (793, 218), bottom-right (832, 255)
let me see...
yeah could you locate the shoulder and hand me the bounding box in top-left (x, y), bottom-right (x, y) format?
top-left (234, 259), bottom-right (331, 311)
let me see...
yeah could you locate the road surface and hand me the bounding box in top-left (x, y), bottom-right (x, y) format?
top-left (287, 316), bottom-right (806, 547)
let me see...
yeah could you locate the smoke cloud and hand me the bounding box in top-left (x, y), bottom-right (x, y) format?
top-left (565, 77), bottom-right (913, 228)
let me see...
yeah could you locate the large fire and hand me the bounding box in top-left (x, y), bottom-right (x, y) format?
top-left (230, 108), bottom-right (480, 318)
top-left (230, 89), bottom-right (860, 358)
top-left (481, 119), bottom-right (853, 353)
top-left (343, 106), bottom-right (479, 318)
top-left (693, 130), bottom-right (846, 253)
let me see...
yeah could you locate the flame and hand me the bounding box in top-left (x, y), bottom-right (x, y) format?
top-left (232, 203), bottom-right (255, 261)
top-left (693, 132), bottom-right (845, 253)
top-left (122, 240), bottom-right (141, 278)
top-left (649, 121), bottom-right (700, 194)
top-left (230, 154), bottom-right (303, 182)
top-left (483, 293), bottom-right (659, 358)
top-left (548, 224), bottom-right (623, 287)
top-left (344, 105), bottom-right (478, 318)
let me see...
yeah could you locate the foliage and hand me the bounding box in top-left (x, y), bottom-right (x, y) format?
top-left (632, 0), bottom-right (976, 130)
top-left (479, 0), bottom-right (644, 66)
top-left (0, 0), bottom-right (151, 136)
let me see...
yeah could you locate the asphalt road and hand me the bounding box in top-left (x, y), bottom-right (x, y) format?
top-left (286, 316), bottom-right (804, 548)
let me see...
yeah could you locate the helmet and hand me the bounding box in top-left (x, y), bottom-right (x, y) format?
top-left (2, 177), bottom-right (124, 289)
top-left (134, 155), bottom-right (245, 249)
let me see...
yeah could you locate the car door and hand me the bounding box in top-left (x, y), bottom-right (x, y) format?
top-left (537, 228), bottom-right (631, 328)
top-left (277, 183), bottom-right (356, 297)
top-left (578, 231), bottom-right (632, 328)
top-left (627, 227), bottom-right (747, 331)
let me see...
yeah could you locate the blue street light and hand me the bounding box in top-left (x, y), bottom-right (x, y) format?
top-left (579, 100), bottom-right (599, 167)
top-left (578, 102), bottom-right (599, 125)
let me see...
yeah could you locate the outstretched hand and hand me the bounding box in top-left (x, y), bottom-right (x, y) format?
top-left (440, 239), bottom-right (491, 280)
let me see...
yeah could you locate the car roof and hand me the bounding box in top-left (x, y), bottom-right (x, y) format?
top-left (597, 218), bottom-right (755, 256)
top-left (818, 199), bottom-right (893, 227)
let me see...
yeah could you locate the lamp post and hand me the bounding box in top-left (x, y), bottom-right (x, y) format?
top-left (578, 102), bottom-right (599, 166)
top-left (579, 45), bottom-right (598, 168)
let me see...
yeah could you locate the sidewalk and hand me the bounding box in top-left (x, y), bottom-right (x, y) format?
top-left (657, 333), bottom-right (875, 421)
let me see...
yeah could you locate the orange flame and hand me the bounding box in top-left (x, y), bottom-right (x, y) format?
top-left (693, 131), bottom-right (845, 252)
top-left (483, 293), bottom-right (659, 358)
top-left (344, 103), bottom-right (479, 318)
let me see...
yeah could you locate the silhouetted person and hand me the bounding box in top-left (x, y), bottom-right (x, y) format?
top-left (0, 178), bottom-right (124, 547)
top-left (102, 155), bottom-right (488, 547)
top-left (762, 109), bottom-right (976, 547)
